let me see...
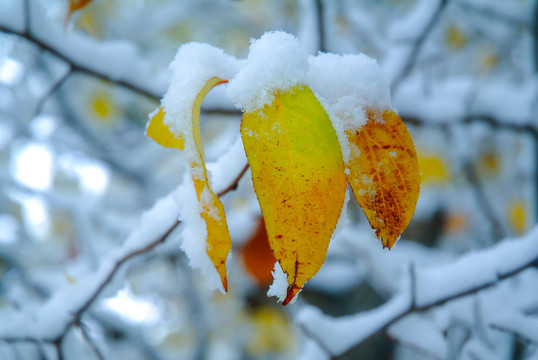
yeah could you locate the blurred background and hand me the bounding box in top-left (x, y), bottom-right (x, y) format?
top-left (0, 0), bottom-right (536, 359)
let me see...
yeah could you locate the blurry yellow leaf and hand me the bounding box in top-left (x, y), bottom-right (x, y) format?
top-left (241, 86), bottom-right (347, 305)
top-left (247, 306), bottom-right (293, 355)
top-left (66, 0), bottom-right (93, 23)
top-left (446, 24), bottom-right (467, 50)
top-left (345, 109), bottom-right (420, 249)
top-left (90, 90), bottom-right (114, 121)
top-left (477, 151), bottom-right (500, 177)
top-left (480, 53), bottom-right (498, 72)
top-left (418, 153), bottom-right (450, 185)
top-left (147, 107), bottom-right (185, 150)
top-left (147, 77), bottom-right (231, 291)
top-left (241, 218), bottom-right (276, 286)
top-left (508, 199), bottom-right (527, 234)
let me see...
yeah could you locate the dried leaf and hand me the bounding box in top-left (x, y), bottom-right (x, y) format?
top-left (241, 218), bottom-right (276, 286)
top-left (345, 109), bottom-right (420, 249)
top-left (147, 77), bottom-right (231, 291)
top-left (241, 86), bottom-right (347, 304)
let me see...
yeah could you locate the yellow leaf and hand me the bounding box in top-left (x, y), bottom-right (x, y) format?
top-left (446, 24), bottom-right (467, 50)
top-left (147, 77), bottom-right (231, 291)
top-left (345, 109), bottom-right (420, 249)
top-left (507, 199), bottom-right (527, 235)
top-left (66, 0), bottom-right (93, 23)
top-left (418, 152), bottom-right (450, 185)
top-left (147, 107), bottom-right (185, 150)
top-left (241, 86), bottom-right (347, 305)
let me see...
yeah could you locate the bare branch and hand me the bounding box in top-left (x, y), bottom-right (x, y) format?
top-left (391, 0), bottom-right (449, 93)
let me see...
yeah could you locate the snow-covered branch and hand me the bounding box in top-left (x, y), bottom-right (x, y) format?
top-left (0, 0), bottom-right (168, 100)
top-left (297, 227), bottom-right (538, 357)
top-left (0, 159), bottom-right (248, 346)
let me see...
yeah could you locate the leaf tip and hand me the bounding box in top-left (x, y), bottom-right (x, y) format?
top-left (282, 284), bottom-right (301, 306)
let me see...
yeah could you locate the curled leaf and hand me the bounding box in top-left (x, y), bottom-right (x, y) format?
top-left (147, 77), bottom-right (231, 291)
top-left (241, 86), bottom-right (347, 304)
top-left (345, 109), bottom-right (420, 249)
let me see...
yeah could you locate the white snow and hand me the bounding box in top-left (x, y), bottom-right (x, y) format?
top-left (227, 31), bottom-right (308, 113)
top-left (490, 311), bottom-right (538, 343)
top-left (267, 261), bottom-right (291, 303)
top-left (388, 314), bottom-right (447, 359)
top-left (162, 42), bottom-right (242, 137)
top-left (298, 226), bottom-right (538, 356)
top-left (0, 0), bottom-right (25, 33)
top-left (415, 226), bottom-right (538, 307)
top-left (297, 290), bottom-right (412, 355)
top-left (176, 173), bottom-right (227, 294)
top-left (0, 183), bottom-right (183, 339)
top-left (307, 52), bottom-right (391, 162)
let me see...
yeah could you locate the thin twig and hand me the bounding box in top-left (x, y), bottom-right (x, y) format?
top-left (462, 161), bottom-right (506, 242)
top-left (391, 0), bottom-right (449, 93)
top-left (314, 0), bottom-right (326, 52)
top-left (33, 66), bottom-right (73, 116)
top-left (77, 320), bottom-right (104, 360)
top-left (0, 25), bottom-right (161, 101)
top-left (216, 163), bottom-right (249, 197)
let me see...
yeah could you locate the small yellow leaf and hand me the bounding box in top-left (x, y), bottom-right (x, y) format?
top-left (241, 86), bottom-right (347, 305)
top-left (147, 107), bottom-right (185, 150)
top-left (446, 24), bottom-right (467, 50)
top-left (345, 109), bottom-right (420, 249)
top-left (418, 152), bottom-right (450, 185)
top-left (507, 199), bottom-right (527, 235)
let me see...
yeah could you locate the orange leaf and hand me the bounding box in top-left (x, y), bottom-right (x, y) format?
top-left (241, 218), bottom-right (276, 286)
top-left (345, 109), bottom-right (420, 249)
top-left (241, 86), bottom-right (347, 304)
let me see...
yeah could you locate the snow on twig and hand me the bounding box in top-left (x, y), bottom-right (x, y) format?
top-left (297, 226), bottom-right (538, 357)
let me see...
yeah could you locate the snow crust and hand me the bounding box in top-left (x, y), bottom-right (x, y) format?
top-left (227, 31), bottom-right (308, 113)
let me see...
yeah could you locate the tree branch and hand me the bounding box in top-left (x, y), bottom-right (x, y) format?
top-left (298, 227), bottom-right (538, 358)
top-left (391, 0), bottom-right (449, 93)
top-left (0, 162), bottom-right (250, 345)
